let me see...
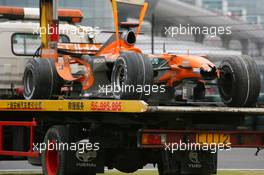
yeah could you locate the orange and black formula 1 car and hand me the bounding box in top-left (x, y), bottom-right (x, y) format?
top-left (23, 0), bottom-right (260, 107)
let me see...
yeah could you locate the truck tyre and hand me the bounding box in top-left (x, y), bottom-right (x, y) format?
top-left (42, 125), bottom-right (69, 175)
top-left (218, 55), bottom-right (260, 107)
top-left (23, 58), bottom-right (62, 99)
top-left (42, 125), bottom-right (96, 175)
top-left (111, 52), bottom-right (153, 100)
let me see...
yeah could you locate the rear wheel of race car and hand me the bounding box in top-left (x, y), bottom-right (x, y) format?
top-left (23, 58), bottom-right (62, 99)
top-left (218, 55), bottom-right (260, 107)
top-left (111, 52), bottom-right (154, 100)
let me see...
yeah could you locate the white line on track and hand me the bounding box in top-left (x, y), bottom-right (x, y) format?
top-left (218, 169), bottom-right (264, 171)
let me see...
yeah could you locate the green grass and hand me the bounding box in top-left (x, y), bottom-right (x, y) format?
top-left (1, 171), bottom-right (264, 175)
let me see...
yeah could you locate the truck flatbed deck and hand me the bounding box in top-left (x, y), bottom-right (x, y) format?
top-left (0, 100), bottom-right (263, 115)
top-left (1, 99), bottom-right (264, 175)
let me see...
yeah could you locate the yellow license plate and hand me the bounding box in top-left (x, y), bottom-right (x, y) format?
top-left (196, 133), bottom-right (230, 144)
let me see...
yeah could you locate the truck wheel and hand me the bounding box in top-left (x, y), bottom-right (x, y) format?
top-left (218, 55), bottom-right (260, 107)
top-left (42, 125), bottom-right (68, 175)
top-left (23, 58), bottom-right (62, 99)
top-left (111, 52), bottom-right (153, 100)
top-left (109, 149), bottom-right (144, 173)
top-left (42, 125), bottom-right (97, 175)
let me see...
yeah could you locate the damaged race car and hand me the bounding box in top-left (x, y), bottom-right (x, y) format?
top-left (23, 0), bottom-right (260, 107)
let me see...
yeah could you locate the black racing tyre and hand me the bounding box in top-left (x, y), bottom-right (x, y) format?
top-left (23, 58), bottom-right (62, 99)
top-left (42, 125), bottom-right (69, 175)
top-left (218, 55), bottom-right (260, 107)
top-left (111, 52), bottom-right (154, 100)
top-left (240, 55), bottom-right (261, 106)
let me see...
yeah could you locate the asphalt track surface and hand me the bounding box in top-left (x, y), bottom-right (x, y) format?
top-left (0, 148), bottom-right (264, 172)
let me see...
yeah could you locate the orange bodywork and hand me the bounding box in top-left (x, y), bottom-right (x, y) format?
top-left (97, 40), bottom-right (142, 59)
top-left (41, 0), bottom-right (217, 91)
top-left (49, 0), bottom-right (149, 91)
top-left (58, 43), bottom-right (102, 55)
top-left (152, 54), bottom-right (216, 86)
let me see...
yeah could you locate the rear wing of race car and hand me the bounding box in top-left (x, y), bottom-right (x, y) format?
top-left (111, 0), bottom-right (148, 49)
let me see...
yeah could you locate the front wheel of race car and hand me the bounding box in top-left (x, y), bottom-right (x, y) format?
top-left (218, 55), bottom-right (260, 107)
top-left (111, 52), bottom-right (154, 100)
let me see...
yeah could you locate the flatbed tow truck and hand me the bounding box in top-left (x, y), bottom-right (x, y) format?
top-left (1, 100), bottom-right (264, 175)
top-left (1, 0), bottom-right (264, 175)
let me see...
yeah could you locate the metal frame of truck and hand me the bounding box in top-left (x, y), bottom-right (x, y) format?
top-left (0, 99), bottom-right (264, 174)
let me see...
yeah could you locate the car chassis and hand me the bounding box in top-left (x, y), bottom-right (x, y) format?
top-left (23, 0), bottom-right (260, 107)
